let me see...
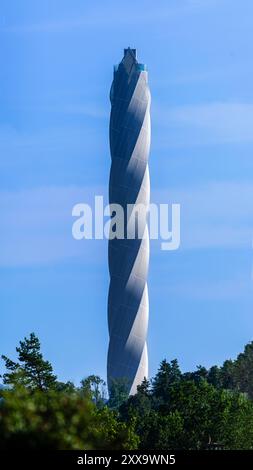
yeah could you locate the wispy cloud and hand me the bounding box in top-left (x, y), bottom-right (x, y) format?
top-left (153, 60), bottom-right (250, 86)
top-left (0, 123), bottom-right (109, 191)
top-left (13, 103), bottom-right (108, 119)
top-left (0, 0), bottom-right (222, 34)
top-left (151, 181), bottom-right (253, 250)
top-left (0, 185), bottom-right (107, 267)
top-left (167, 277), bottom-right (252, 301)
top-left (154, 102), bottom-right (253, 145)
top-left (1, 179), bottom-right (253, 267)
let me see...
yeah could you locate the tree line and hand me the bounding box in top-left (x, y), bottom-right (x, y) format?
top-left (1, 332), bottom-right (253, 449)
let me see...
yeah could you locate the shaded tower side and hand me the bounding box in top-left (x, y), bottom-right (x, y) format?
top-left (107, 48), bottom-right (151, 395)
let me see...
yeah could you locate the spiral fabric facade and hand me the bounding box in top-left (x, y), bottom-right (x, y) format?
top-left (107, 48), bottom-right (151, 395)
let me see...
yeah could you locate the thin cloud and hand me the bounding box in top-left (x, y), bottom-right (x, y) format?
top-left (154, 102), bottom-right (253, 145)
top-left (0, 185), bottom-right (107, 267)
top-left (152, 181), bottom-right (253, 250)
top-left (0, 0), bottom-right (222, 34)
top-left (167, 277), bottom-right (252, 301)
top-left (1, 180), bottom-right (253, 267)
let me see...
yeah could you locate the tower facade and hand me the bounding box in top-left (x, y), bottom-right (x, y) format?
top-left (107, 48), bottom-right (151, 395)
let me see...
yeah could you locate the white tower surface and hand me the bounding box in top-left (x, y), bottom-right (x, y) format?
top-left (107, 48), bottom-right (151, 395)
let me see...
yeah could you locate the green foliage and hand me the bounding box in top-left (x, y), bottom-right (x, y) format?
top-left (205, 342), bottom-right (253, 398)
top-left (152, 359), bottom-right (181, 410)
top-left (107, 377), bottom-right (129, 410)
top-left (2, 333), bottom-right (253, 450)
top-left (55, 381), bottom-right (76, 393)
top-left (1, 333), bottom-right (57, 390)
top-left (119, 379), bottom-right (152, 445)
top-left (0, 333), bottom-right (138, 450)
top-left (80, 375), bottom-right (106, 407)
top-left (228, 343), bottom-right (253, 397)
top-left (120, 363), bottom-right (253, 450)
top-left (183, 365), bottom-right (208, 384)
top-left (93, 406), bottom-right (139, 450)
top-left (149, 411), bottom-right (185, 450)
top-left (0, 386), bottom-right (137, 450)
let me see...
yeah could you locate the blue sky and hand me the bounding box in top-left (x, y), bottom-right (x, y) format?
top-left (1, 0), bottom-right (253, 384)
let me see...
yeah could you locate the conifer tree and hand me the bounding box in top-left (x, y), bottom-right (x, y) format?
top-left (1, 332), bottom-right (57, 390)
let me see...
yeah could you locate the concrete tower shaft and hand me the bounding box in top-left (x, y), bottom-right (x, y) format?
top-left (107, 48), bottom-right (151, 395)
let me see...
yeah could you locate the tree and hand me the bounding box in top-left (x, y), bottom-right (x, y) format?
top-left (220, 360), bottom-right (236, 390)
top-left (55, 381), bottom-right (76, 393)
top-left (207, 365), bottom-right (222, 389)
top-left (120, 357), bottom-right (253, 450)
top-left (149, 411), bottom-right (184, 450)
top-left (107, 377), bottom-right (129, 410)
top-left (204, 342), bottom-right (253, 398)
top-left (152, 359), bottom-right (181, 409)
top-left (0, 387), bottom-right (138, 450)
top-left (120, 378), bottom-right (151, 417)
top-left (183, 365), bottom-right (208, 384)
top-left (2, 332), bottom-right (253, 450)
top-left (119, 378), bottom-right (153, 449)
top-left (136, 377), bottom-right (151, 397)
top-left (80, 375), bottom-right (106, 407)
top-left (93, 406), bottom-right (139, 450)
top-left (233, 343), bottom-right (253, 398)
top-left (1, 333), bottom-right (57, 390)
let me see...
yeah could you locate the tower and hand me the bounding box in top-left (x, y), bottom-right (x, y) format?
top-left (107, 48), bottom-right (151, 395)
